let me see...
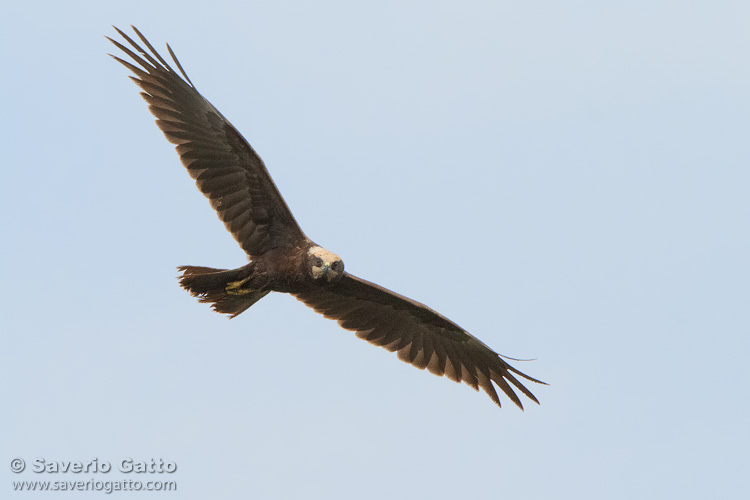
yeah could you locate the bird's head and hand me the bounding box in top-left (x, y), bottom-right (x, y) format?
top-left (308, 246), bottom-right (344, 283)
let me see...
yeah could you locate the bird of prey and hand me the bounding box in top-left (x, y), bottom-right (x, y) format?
top-left (108, 26), bottom-right (545, 409)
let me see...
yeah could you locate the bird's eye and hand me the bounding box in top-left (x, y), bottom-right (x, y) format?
top-left (331, 262), bottom-right (339, 271)
top-left (315, 257), bottom-right (323, 267)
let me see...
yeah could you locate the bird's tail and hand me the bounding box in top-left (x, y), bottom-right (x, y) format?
top-left (177, 264), bottom-right (269, 318)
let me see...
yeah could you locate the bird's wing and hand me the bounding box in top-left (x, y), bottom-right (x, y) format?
top-left (293, 273), bottom-right (545, 409)
top-left (108, 26), bottom-right (307, 256)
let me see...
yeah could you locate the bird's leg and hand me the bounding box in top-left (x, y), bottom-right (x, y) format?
top-left (225, 275), bottom-right (254, 295)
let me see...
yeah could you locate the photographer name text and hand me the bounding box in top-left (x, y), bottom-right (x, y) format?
top-left (11, 458), bottom-right (176, 474)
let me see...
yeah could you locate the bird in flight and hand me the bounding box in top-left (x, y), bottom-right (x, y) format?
top-left (108, 26), bottom-right (545, 409)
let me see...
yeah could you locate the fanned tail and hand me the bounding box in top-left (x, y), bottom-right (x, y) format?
top-left (177, 264), bottom-right (268, 318)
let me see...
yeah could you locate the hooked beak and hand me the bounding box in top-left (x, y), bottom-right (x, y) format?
top-left (321, 263), bottom-right (339, 282)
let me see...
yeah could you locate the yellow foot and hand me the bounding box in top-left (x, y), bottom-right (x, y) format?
top-left (226, 276), bottom-right (254, 295)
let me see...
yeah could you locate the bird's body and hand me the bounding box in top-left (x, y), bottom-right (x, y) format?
top-left (178, 243), bottom-right (342, 316)
top-left (109, 26), bottom-right (545, 409)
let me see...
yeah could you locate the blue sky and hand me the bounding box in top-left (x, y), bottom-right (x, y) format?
top-left (2, 1), bottom-right (749, 498)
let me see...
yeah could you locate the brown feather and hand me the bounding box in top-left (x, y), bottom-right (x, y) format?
top-left (109, 28), bottom-right (307, 257)
top-left (294, 273), bottom-right (544, 408)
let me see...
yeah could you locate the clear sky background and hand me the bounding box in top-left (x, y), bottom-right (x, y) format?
top-left (2, 1), bottom-right (748, 499)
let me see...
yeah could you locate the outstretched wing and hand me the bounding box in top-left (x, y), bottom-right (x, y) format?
top-left (293, 273), bottom-right (545, 409)
top-left (108, 26), bottom-right (306, 256)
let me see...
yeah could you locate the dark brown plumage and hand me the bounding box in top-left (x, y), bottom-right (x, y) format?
top-left (109, 26), bottom-right (545, 409)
